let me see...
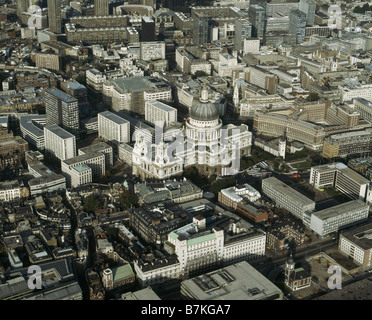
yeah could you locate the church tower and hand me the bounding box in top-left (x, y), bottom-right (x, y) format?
top-left (285, 252), bottom-right (295, 286)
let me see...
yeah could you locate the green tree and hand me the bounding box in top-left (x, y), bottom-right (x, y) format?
top-left (84, 194), bottom-right (100, 213)
top-left (119, 190), bottom-right (139, 210)
top-left (211, 178), bottom-right (236, 195)
top-left (306, 92), bottom-right (320, 101)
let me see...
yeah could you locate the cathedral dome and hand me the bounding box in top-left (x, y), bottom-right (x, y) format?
top-left (190, 86), bottom-right (219, 122)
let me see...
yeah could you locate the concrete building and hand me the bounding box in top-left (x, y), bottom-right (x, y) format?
top-left (167, 218), bottom-right (266, 274)
top-left (353, 98), bottom-right (372, 122)
top-left (309, 163), bottom-right (370, 201)
top-left (19, 115), bottom-right (46, 150)
top-left (27, 161), bottom-right (66, 196)
top-left (310, 200), bottom-right (369, 237)
top-left (145, 100), bottom-right (177, 128)
top-left (180, 261), bottom-right (283, 300)
top-left (338, 222), bottom-right (372, 270)
top-left (45, 88), bottom-right (79, 135)
top-left (249, 4), bottom-right (265, 39)
top-left (44, 125), bottom-right (76, 161)
top-left (61, 153), bottom-right (105, 187)
top-left (234, 18), bottom-right (252, 53)
top-left (140, 41), bottom-right (166, 62)
top-left (289, 9), bottom-right (307, 44)
top-left (218, 184), bottom-right (260, 210)
top-left (262, 177), bottom-right (315, 222)
top-left (95, 0), bottom-right (109, 16)
top-left (47, 0), bottom-right (62, 34)
top-left (78, 142), bottom-right (113, 167)
top-left (322, 131), bottom-right (372, 159)
top-left (299, 0), bottom-right (316, 26)
top-left (339, 83), bottom-right (372, 103)
top-left (102, 76), bottom-right (172, 114)
top-left (98, 111), bottom-right (130, 145)
top-left (192, 11), bottom-right (209, 46)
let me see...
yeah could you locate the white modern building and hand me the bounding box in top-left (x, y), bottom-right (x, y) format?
top-left (78, 142), bottom-right (113, 167)
top-left (44, 125), bottom-right (76, 161)
top-left (61, 153), bottom-right (105, 187)
top-left (262, 177), bottom-right (316, 222)
top-left (309, 163), bottom-right (370, 201)
top-left (310, 200), bottom-right (369, 237)
top-left (98, 111), bottom-right (130, 144)
top-left (145, 100), bottom-right (177, 128)
top-left (20, 114), bottom-right (46, 150)
top-left (167, 218), bottom-right (266, 274)
top-left (339, 83), bottom-right (372, 103)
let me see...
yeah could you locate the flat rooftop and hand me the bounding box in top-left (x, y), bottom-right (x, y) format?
top-left (312, 200), bottom-right (368, 221)
top-left (44, 124), bottom-right (75, 139)
top-left (99, 111), bottom-right (130, 125)
top-left (181, 261), bottom-right (283, 300)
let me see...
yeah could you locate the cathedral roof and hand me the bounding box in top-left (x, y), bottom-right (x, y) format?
top-left (189, 86), bottom-right (219, 122)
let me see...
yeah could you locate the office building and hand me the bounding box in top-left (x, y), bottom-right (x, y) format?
top-left (98, 111), bottom-right (130, 144)
top-left (338, 222), bottom-right (372, 269)
top-left (249, 4), bottom-right (265, 39)
top-left (253, 113), bottom-right (325, 150)
top-left (310, 200), bottom-right (369, 237)
top-left (234, 18), bottom-right (252, 53)
top-left (134, 179), bottom-right (203, 205)
top-left (129, 206), bottom-right (188, 245)
top-left (299, 0), bottom-right (316, 26)
top-left (218, 184), bottom-right (261, 210)
top-left (339, 84), bottom-right (372, 103)
top-left (95, 0), bottom-right (109, 16)
top-left (44, 125), bottom-right (76, 161)
top-left (140, 41), bottom-right (166, 62)
top-left (19, 115), bottom-right (46, 150)
top-left (17, 0), bottom-right (30, 18)
top-left (78, 142), bottom-right (113, 167)
top-left (86, 69), bottom-right (106, 93)
top-left (353, 98), bottom-right (372, 122)
top-left (322, 131), bottom-right (372, 159)
top-left (167, 218), bottom-right (266, 274)
top-left (61, 152), bottom-right (105, 187)
top-left (309, 163), bottom-right (370, 201)
top-left (262, 177), bottom-right (315, 222)
top-left (45, 88), bottom-right (79, 135)
top-left (145, 100), bottom-right (177, 128)
top-left (181, 261), bottom-right (283, 300)
top-left (192, 11), bottom-right (209, 46)
top-left (61, 81), bottom-right (90, 118)
top-left (289, 9), bottom-right (306, 44)
top-left (47, 0), bottom-right (62, 34)
top-left (27, 160), bottom-right (66, 196)
top-left (35, 53), bottom-right (61, 71)
top-left (102, 76), bottom-right (172, 113)
top-left (0, 180), bottom-right (20, 202)
top-left (141, 16), bottom-right (156, 42)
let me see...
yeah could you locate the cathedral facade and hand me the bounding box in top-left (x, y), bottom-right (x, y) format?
top-left (132, 86), bottom-right (252, 180)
